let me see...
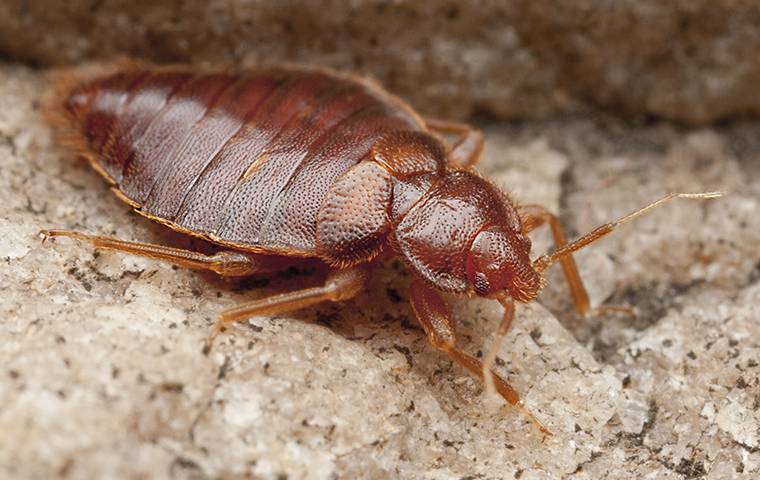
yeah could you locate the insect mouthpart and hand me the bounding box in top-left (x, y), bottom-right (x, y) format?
top-left (505, 271), bottom-right (544, 304)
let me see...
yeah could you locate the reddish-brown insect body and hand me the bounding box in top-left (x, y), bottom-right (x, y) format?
top-left (42, 63), bottom-right (721, 436)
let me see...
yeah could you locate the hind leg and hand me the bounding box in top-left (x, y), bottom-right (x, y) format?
top-left (39, 229), bottom-right (286, 277)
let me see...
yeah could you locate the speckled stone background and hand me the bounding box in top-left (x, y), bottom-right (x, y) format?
top-left (3, 1), bottom-right (760, 124)
top-left (1, 2), bottom-right (760, 479)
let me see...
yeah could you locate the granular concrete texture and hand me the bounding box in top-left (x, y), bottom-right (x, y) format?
top-left (1, 1), bottom-right (760, 125)
top-left (1, 61), bottom-right (759, 479)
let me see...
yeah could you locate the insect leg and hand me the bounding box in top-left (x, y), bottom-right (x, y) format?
top-left (409, 277), bottom-right (552, 437)
top-left (424, 117), bottom-right (484, 168)
top-left (39, 229), bottom-right (282, 277)
top-left (517, 204), bottom-right (591, 315)
top-left (206, 267), bottom-right (369, 350)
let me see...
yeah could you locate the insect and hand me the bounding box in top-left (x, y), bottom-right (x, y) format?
top-left (40, 62), bottom-right (721, 436)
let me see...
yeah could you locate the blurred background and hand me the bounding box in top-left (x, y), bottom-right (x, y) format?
top-left (3, 0), bottom-right (760, 125)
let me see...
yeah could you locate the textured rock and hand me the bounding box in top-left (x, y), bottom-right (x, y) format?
top-left (2, 1), bottom-right (760, 125)
top-left (2, 62), bottom-right (760, 479)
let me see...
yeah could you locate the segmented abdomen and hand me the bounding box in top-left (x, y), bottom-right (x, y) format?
top-left (60, 65), bottom-right (424, 254)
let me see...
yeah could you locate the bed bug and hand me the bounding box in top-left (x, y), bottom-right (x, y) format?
top-left (40, 62), bottom-right (722, 436)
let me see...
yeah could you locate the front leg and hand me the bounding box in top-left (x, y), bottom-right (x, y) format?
top-left (409, 277), bottom-right (551, 436)
top-left (517, 204), bottom-right (591, 315)
top-left (518, 205), bottom-right (636, 318)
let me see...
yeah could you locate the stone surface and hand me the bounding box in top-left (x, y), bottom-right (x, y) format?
top-left (1, 61), bottom-right (760, 480)
top-left (2, 1), bottom-right (760, 125)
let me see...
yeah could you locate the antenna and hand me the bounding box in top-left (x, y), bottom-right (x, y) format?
top-left (533, 191), bottom-right (724, 273)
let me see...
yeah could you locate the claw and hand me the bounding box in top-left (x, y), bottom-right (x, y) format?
top-left (513, 401), bottom-right (554, 438)
top-left (38, 229), bottom-right (75, 245)
top-left (39, 229), bottom-right (54, 244)
top-left (204, 320), bottom-right (226, 354)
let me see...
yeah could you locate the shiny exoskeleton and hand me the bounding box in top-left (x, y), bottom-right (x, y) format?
top-left (42, 63), bottom-right (721, 436)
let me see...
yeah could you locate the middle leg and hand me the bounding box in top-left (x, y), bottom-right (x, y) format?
top-left (206, 267), bottom-right (369, 350)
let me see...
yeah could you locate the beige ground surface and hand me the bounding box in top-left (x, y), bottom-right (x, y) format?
top-left (1, 62), bottom-right (759, 479)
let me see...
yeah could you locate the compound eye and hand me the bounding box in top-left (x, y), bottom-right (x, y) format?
top-left (466, 228), bottom-right (512, 296)
top-left (466, 227), bottom-right (539, 299)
